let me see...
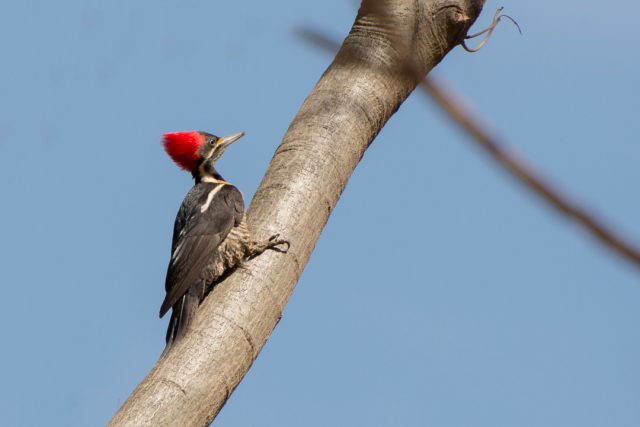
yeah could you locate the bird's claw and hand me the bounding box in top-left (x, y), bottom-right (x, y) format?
top-left (268, 234), bottom-right (290, 253)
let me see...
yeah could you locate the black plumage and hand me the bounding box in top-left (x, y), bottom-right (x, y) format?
top-left (161, 183), bottom-right (243, 341)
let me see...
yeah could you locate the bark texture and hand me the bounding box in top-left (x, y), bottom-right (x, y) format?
top-left (108, 1), bottom-right (484, 425)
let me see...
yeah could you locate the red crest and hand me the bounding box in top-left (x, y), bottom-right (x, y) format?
top-left (162, 131), bottom-right (205, 171)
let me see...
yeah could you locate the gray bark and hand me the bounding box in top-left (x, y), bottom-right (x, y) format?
top-left (108, 0), bottom-right (484, 425)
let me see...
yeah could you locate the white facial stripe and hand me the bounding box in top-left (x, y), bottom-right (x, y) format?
top-left (198, 145), bottom-right (218, 178)
top-left (198, 161), bottom-right (209, 179)
top-left (200, 184), bottom-right (225, 213)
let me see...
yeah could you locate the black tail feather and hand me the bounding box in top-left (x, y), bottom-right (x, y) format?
top-left (165, 293), bottom-right (199, 346)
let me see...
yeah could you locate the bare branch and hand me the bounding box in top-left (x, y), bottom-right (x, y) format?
top-left (108, 1), bottom-right (485, 426)
top-left (420, 77), bottom-right (640, 268)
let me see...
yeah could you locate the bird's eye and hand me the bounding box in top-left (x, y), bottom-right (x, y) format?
top-left (209, 138), bottom-right (217, 146)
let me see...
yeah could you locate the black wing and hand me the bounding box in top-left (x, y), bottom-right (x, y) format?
top-left (159, 183), bottom-right (244, 318)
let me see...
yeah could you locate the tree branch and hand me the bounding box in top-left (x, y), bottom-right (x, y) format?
top-left (108, 1), bottom-right (484, 425)
top-left (419, 77), bottom-right (640, 268)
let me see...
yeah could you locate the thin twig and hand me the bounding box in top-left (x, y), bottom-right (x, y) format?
top-left (421, 78), bottom-right (640, 268)
top-left (462, 7), bottom-right (522, 53)
top-left (298, 27), bottom-right (640, 269)
top-left (297, 27), bottom-right (341, 53)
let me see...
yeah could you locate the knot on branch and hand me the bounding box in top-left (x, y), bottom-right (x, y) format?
top-left (427, 0), bottom-right (484, 57)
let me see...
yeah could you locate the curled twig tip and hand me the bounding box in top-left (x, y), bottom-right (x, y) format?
top-left (500, 14), bottom-right (523, 35)
top-left (462, 7), bottom-right (522, 53)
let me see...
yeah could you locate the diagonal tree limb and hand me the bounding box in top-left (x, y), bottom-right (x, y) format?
top-left (299, 28), bottom-right (640, 269)
top-left (108, 1), bottom-right (485, 426)
top-left (420, 78), bottom-right (640, 268)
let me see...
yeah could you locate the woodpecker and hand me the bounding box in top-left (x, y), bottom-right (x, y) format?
top-left (160, 131), bottom-right (288, 345)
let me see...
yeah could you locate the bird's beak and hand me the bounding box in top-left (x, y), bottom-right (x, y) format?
top-left (217, 132), bottom-right (245, 149)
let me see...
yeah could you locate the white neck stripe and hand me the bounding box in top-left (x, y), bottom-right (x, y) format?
top-left (201, 184), bottom-right (225, 213)
top-left (200, 176), bottom-right (228, 184)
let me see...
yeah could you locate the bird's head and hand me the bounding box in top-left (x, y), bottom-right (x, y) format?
top-left (162, 131), bottom-right (244, 182)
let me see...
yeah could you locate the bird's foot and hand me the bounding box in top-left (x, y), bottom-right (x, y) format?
top-left (267, 234), bottom-right (290, 253)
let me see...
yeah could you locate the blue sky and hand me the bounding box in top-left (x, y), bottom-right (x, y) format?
top-left (1, 1), bottom-right (639, 426)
